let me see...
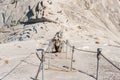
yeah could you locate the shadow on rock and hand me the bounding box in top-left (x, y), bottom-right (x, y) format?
top-left (20, 17), bottom-right (57, 25)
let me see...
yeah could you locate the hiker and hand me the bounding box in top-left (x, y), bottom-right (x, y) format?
top-left (52, 31), bottom-right (63, 53)
top-left (35, 2), bottom-right (41, 19)
top-left (35, 1), bottom-right (46, 18)
top-left (41, 1), bottom-right (47, 17)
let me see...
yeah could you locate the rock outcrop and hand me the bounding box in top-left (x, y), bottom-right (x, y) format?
top-left (0, 0), bottom-right (120, 44)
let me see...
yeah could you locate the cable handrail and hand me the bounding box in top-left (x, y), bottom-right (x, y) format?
top-left (0, 39), bottom-right (51, 80)
top-left (63, 39), bottom-right (120, 80)
top-left (1, 38), bottom-right (120, 80)
top-left (100, 53), bottom-right (120, 71)
top-left (63, 40), bottom-right (96, 53)
top-left (0, 52), bottom-right (34, 80)
top-left (33, 40), bottom-right (52, 80)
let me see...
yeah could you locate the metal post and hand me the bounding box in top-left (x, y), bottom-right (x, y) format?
top-left (96, 48), bottom-right (102, 80)
top-left (48, 44), bottom-right (51, 69)
top-left (35, 61), bottom-right (42, 80)
top-left (70, 46), bottom-right (75, 71)
top-left (62, 41), bottom-right (64, 53)
top-left (47, 40), bottom-right (52, 69)
top-left (35, 50), bottom-right (43, 80)
top-left (41, 50), bottom-right (44, 80)
top-left (35, 49), bottom-right (45, 80)
top-left (48, 53), bottom-right (50, 69)
top-left (48, 49), bottom-right (52, 69)
top-left (66, 40), bottom-right (68, 58)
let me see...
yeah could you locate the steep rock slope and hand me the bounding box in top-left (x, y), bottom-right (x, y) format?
top-left (0, 0), bottom-right (120, 80)
top-left (58, 0), bottom-right (120, 43)
top-left (0, 0), bottom-right (120, 44)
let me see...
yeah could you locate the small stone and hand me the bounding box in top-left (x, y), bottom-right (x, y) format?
top-left (4, 60), bottom-right (9, 64)
top-left (26, 35), bottom-right (30, 38)
top-left (95, 41), bottom-right (100, 44)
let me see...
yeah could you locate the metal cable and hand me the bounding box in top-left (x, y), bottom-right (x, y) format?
top-left (100, 53), bottom-right (120, 71)
top-left (0, 53), bottom-right (34, 80)
top-left (63, 40), bottom-right (96, 53)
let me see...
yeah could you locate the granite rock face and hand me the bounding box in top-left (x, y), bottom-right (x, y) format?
top-left (0, 0), bottom-right (120, 43)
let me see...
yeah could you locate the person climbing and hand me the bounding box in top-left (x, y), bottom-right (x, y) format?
top-left (41, 0), bottom-right (46, 17)
top-left (52, 31), bottom-right (63, 53)
top-left (35, 1), bottom-right (41, 19)
top-left (35, 0), bottom-right (45, 18)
